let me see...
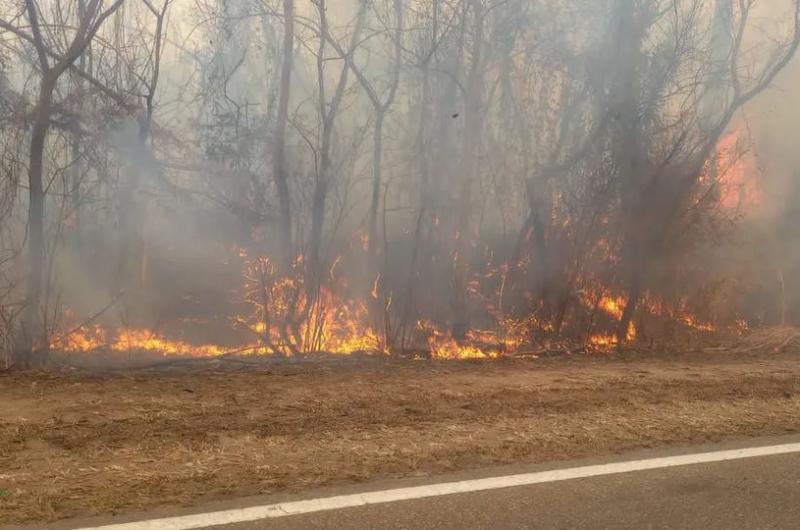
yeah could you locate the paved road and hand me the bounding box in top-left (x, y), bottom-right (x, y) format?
top-left (42, 435), bottom-right (800, 530)
top-left (227, 452), bottom-right (800, 530)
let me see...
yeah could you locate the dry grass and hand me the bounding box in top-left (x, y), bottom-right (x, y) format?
top-left (720, 326), bottom-right (800, 355)
top-left (2, 351), bottom-right (800, 524)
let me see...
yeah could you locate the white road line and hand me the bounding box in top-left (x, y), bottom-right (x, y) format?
top-left (77, 442), bottom-right (800, 530)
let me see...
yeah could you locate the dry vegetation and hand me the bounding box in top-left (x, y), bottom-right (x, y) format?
top-left (3, 346), bottom-right (800, 524)
top-left (3, 1), bottom-right (800, 366)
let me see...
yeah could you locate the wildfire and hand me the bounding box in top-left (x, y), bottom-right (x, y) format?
top-left (581, 287), bottom-right (626, 320)
top-left (579, 285), bottom-right (642, 349)
top-left (587, 323), bottom-right (637, 349)
top-left (307, 294), bottom-right (384, 354)
top-left (49, 246), bottom-right (741, 360)
top-left (680, 314), bottom-right (716, 332)
top-left (597, 294), bottom-right (625, 320)
top-left (51, 325), bottom-right (231, 357)
top-left (420, 323), bottom-right (499, 359)
top-left (642, 295), bottom-right (718, 333)
top-left (714, 128), bottom-right (762, 210)
top-left (587, 334), bottom-right (617, 348)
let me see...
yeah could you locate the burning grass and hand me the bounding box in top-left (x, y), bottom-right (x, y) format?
top-left (46, 281), bottom-right (741, 363)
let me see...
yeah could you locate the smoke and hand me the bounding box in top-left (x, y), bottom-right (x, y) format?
top-left (2, 0), bottom-right (800, 363)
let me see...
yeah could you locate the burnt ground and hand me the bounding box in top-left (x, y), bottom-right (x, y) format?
top-left (1, 350), bottom-right (800, 525)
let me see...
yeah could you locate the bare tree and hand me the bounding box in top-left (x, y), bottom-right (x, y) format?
top-left (272, 0), bottom-right (294, 262)
top-left (1, 0), bottom-right (125, 365)
top-left (306, 0), bottom-right (367, 296)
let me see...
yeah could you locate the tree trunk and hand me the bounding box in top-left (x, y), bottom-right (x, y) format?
top-left (397, 42), bottom-right (434, 351)
top-left (451, 1), bottom-right (484, 339)
top-left (305, 0), bottom-right (365, 300)
top-left (18, 74), bottom-right (56, 365)
top-left (273, 0), bottom-right (294, 262)
top-left (367, 111), bottom-right (385, 253)
top-left (307, 174), bottom-right (328, 297)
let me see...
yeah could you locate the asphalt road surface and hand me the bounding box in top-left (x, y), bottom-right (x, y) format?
top-left (41, 435), bottom-right (800, 530)
top-left (227, 453), bottom-right (800, 530)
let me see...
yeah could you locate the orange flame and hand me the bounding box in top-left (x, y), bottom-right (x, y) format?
top-left (714, 128), bottom-right (761, 210)
top-left (52, 325), bottom-right (231, 357)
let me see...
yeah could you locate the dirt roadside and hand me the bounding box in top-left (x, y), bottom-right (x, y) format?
top-left (1, 351), bottom-right (800, 525)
